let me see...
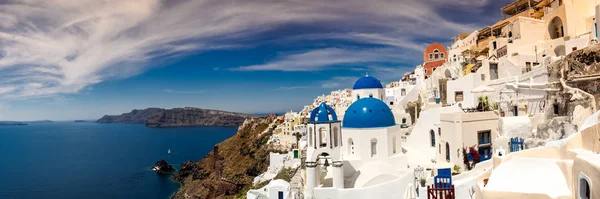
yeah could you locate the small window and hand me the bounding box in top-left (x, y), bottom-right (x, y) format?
top-left (572, 47), bottom-right (578, 52)
top-left (455, 91), bottom-right (464, 102)
top-left (438, 127), bottom-right (441, 136)
top-left (429, 54), bottom-right (433, 60)
top-left (493, 41), bottom-right (497, 50)
top-left (578, 173), bottom-right (591, 199)
top-left (441, 53), bottom-right (444, 59)
top-left (309, 128), bottom-right (313, 147)
top-left (357, 94), bottom-right (360, 100)
top-left (446, 143), bottom-right (450, 162)
top-left (371, 138), bottom-right (378, 157)
top-left (430, 130), bottom-right (436, 147)
top-left (393, 137), bottom-right (397, 154)
top-left (402, 118), bottom-right (407, 124)
top-left (481, 74), bottom-right (486, 81)
top-left (369, 93), bottom-right (373, 98)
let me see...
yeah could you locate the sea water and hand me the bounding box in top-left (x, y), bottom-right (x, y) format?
top-left (0, 122), bottom-right (237, 199)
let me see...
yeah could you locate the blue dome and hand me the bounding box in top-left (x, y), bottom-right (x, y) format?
top-left (353, 75), bottom-right (383, 90)
top-left (343, 98), bottom-right (395, 128)
top-left (309, 102), bottom-right (338, 123)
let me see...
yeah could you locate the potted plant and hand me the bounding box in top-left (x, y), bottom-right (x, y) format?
top-left (453, 165), bottom-right (461, 175)
top-left (420, 178), bottom-right (426, 187)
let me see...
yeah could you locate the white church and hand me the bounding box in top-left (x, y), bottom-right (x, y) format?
top-left (304, 75), bottom-right (413, 199)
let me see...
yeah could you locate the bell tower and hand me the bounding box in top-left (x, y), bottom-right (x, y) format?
top-left (305, 102), bottom-right (344, 198)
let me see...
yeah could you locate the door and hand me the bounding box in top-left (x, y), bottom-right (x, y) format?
top-left (490, 63), bottom-right (498, 80)
top-left (278, 191), bottom-right (284, 199)
top-left (293, 150), bottom-right (298, 158)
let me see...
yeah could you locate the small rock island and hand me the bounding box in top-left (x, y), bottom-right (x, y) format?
top-left (152, 160), bottom-right (175, 174)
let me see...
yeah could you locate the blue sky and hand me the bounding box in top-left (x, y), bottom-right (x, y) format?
top-left (0, 0), bottom-right (507, 120)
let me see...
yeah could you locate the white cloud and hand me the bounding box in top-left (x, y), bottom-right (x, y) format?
top-left (234, 48), bottom-right (420, 71)
top-left (0, 0), bottom-right (491, 100)
top-left (320, 76), bottom-right (358, 89)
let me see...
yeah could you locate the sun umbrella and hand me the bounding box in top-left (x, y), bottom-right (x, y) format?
top-left (471, 85), bottom-right (495, 93)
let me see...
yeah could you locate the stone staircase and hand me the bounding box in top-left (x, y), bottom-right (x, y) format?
top-left (290, 168), bottom-right (304, 199)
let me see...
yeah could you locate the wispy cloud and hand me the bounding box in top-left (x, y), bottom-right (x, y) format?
top-left (320, 76), bottom-right (358, 89)
top-left (234, 48), bottom-right (419, 71)
top-left (163, 89), bottom-right (205, 94)
top-left (0, 0), bottom-right (494, 100)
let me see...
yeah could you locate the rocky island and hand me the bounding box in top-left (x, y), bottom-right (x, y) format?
top-left (96, 107), bottom-right (254, 128)
top-left (171, 114), bottom-right (283, 199)
top-left (0, 121), bottom-right (27, 126)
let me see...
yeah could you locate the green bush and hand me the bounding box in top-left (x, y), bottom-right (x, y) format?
top-left (274, 167), bottom-right (296, 182)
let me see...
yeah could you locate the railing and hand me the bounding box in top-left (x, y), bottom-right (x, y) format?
top-left (427, 185), bottom-right (455, 199)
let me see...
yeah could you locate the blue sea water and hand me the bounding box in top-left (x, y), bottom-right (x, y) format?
top-left (0, 122), bottom-right (237, 199)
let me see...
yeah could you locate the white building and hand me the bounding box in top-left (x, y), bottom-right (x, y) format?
top-left (247, 179), bottom-right (292, 199)
top-left (304, 78), bottom-right (416, 199)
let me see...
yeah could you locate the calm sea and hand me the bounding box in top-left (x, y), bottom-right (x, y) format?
top-left (0, 122), bottom-right (237, 199)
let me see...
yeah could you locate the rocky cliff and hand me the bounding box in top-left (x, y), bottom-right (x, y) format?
top-left (96, 107), bottom-right (254, 127)
top-left (526, 44), bottom-right (600, 148)
top-left (171, 114), bottom-right (282, 199)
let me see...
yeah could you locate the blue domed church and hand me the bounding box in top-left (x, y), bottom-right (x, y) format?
top-left (304, 75), bottom-right (409, 198)
top-left (351, 74), bottom-right (385, 103)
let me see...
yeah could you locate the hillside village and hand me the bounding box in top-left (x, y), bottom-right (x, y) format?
top-left (246, 0), bottom-right (600, 199)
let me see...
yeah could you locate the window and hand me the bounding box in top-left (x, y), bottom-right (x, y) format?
top-left (481, 74), bottom-right (485, 81)
top-left (441, 53), bottom-right (444, 59)
top-left (393, 137), bottom-right (397, 154)
top-left (434, 49), bottom-right (439, 59)
top-left (478, 130), bottom-right (492, 161)
top-left (278, 191), bottom-right (284, 199)
top-left (309, 128), bottom-right (313, 148)
top-left (439, 144), bottom-right (441, 154)
top-left (357, 94), bottom-right (360, 100)
top-left (455, 91), bottom-right (464, 102)
top-left (508, 31), bottom-right (513, 38)
top-left (572, 47), bottom-right (578, 52)
top-left (402, 118), bottom-right (407, 124)
top-left (429, 54), bottom-right (433, 60)
top-left (526, 62), bottom-right (532, 72)
top-left (333, 127), bottom-right (339, 147)
top-left (493, 41), bottom-right (497, 50)
top-left (401, 89), bottom-right (406, 96)
top-left (478, 130), bottom-right (491, 145)
top-left (446, 143), bottom-right (450, 162)
top-left (579, 173), bottom-right (591, 199)
top-left (348, 138), bottom-right (355, 155)
top-left (318, 127), bottom-right (327, 147)
top-left (369, 93), bottom-right (373, 98)
top-left (438, 127), bottom-right (441, 136)
top-left (371, 138), bottom-right (377, 157)
top-left (430, 130), bottom-right (435, 147)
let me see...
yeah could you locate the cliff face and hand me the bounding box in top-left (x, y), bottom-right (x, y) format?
top-left (171, 115), bottom-right (280, 199)
top-left (526, 44), bottom-right (600, 148)
top-left (96, 107), bottom-right (254, 127)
